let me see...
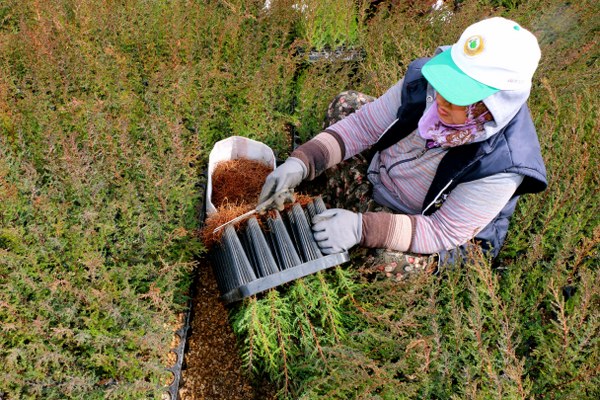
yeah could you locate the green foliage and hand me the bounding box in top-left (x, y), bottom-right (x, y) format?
top-left (0, 0), bottom-right (598, 398)
top-left (0, 0), bottom-right (203, 397)
top-left (297, 0), bottom-right (362, 51)
top-left (292, 60), bottom-right (363, 144)
top-left (480, 0), bottom-right (524, 10)
top-left (299, 251), bottom-right (599, 399)
top-left (231, 267), bottom-right (359, 397)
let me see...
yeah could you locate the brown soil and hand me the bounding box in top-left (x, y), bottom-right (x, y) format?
top-left (200, 203), bottom-right (255, 248)
top-left (200, 192), bottom-right (314, 249)
top-left (178, 260), bottom-right (277, 400)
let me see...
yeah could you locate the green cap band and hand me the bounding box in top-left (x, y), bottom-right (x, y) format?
top-left (422, 50), bottom-right (499, 106)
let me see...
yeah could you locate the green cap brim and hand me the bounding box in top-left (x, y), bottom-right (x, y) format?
top-left (422, 50), bottom-right (499, 106)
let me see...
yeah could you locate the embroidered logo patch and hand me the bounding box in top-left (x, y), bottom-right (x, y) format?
top-left (464, 35), bottom-right (484, 56)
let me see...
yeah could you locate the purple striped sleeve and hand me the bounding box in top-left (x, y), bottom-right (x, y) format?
top-left (326, 79), bottom-right (404, 158)
top-left (410, 173), bottom-right (524, 254)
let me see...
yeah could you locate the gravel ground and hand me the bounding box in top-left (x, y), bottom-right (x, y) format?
top-left (178, 259), bottom-right (276, 400)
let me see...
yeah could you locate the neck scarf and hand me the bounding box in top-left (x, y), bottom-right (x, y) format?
top-left (418, 100), bottom-right (494, 148)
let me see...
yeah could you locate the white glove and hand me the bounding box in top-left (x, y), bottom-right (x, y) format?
top-left (312, 209), bottom-right (362, 254)
top-left (258, 157), bottom-right (307, 204)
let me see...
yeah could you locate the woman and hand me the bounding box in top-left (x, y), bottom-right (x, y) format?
top-left (259, 17), bottom-right (547, 278)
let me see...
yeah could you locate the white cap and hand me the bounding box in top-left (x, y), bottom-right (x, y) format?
top-left (450, 17), bottom-right (541, 91)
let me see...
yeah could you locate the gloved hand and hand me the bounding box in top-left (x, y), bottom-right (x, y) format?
top-left (256, 188), bottom-right (296, 212)
top-left (312, 209), bottom-right (362, 254)
top-left (258, 157), bottom-right (307, 204)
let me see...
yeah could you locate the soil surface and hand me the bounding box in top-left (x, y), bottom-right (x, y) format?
top-left (178, 259), bottom-right (276, 400)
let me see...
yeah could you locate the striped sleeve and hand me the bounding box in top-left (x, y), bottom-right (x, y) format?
top-left (291, 78), bottom-right (404, 178)
top-left (290, 132), bottom-right (345, 180)
top-left (326, 79), bottom-right (404, 159)
top-left (409, 173), bottom-right (524, 254)
top-left (360, 212), bottom-right (414, 251)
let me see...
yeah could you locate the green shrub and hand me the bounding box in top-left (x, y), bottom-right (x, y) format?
top-left (0, 0), bottom-right (597, 399)
top-left (298, 0), bottom-right (361, 51)
top-left (231, 267), bottom-right (359, 397)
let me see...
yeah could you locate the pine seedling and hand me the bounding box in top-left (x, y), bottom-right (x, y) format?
top-left (231, 266), bottom-right (359, 397)
top-left (528, 271), bottom-right (600, 398)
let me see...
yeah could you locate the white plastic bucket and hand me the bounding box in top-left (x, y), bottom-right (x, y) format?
top-left (206, 136), bottom-right (276, 216)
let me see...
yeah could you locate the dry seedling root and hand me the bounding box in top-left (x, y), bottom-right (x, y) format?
top-left (210, 158), bottom-right (273, 207)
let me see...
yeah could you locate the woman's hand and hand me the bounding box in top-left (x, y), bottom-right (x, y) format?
top-left (258, 157), bottom-right (307, 204)
top-left (312, 209), bottom-right (362, 254)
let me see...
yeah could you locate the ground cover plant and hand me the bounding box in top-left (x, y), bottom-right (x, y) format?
top-left (0, 0), bottom-right (598, 399)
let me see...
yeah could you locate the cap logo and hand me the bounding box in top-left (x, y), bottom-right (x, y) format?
top-left (464, 35), bottom-right (484, 56)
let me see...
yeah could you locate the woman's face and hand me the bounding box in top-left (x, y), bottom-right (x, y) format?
top-left (436, 94), bottom-right (468, 125)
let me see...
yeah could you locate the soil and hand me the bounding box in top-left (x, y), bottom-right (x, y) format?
top-left (178, 259), bottom-right (277, 400)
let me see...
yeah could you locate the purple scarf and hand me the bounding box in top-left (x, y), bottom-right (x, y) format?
top-left (418, 100), bottom-right (493, 148)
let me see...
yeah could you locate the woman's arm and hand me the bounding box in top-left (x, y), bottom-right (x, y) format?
top-left (361, 173), bottom-right (524, 253)
top-left (291, 80), bottom-right (404, 180)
